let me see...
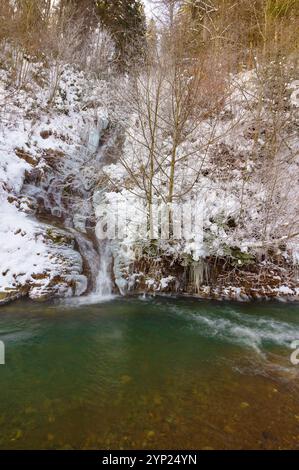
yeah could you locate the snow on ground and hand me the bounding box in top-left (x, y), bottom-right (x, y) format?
top-left (0, 45), bottom-right (298, 302)
top-left (95, 67), bottom-right (299, 296)
top-left (0, 199), bottom-right (50, 290)
top-left (0, 52), bottom-right (108, 302)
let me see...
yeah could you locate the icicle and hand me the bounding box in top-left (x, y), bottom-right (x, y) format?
top-left (190, 259), bottom-right (206, 293)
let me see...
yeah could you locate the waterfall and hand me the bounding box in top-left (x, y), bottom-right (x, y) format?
top-left (64, 242), bottom-right (114, 305)
top-left (95, 243), bottom-right (113, 298)
top-left (22, 119), bottom-right (117, 304)
top-left (73, 243), bottom-right (114, 304)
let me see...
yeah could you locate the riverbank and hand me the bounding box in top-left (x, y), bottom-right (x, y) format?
top-left (123, 257), bottom-right (299, 302)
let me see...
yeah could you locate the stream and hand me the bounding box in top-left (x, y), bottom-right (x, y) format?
top-left (0, 297), bottom-right (298, 449)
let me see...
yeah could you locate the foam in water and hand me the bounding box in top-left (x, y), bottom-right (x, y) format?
top-left (170, 303), bottom-right (299, 353)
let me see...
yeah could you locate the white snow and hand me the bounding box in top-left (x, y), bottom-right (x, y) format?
top-left (94, 67), bottom-right (299, 295)
top-left (0, 42), bottom-right (298, 301)
top-left (0, 200), bottom-right (51, 289)
top-left (278, 285), bottom-right (294, 295)
top-left (0, 52), bottom-right (110, 300)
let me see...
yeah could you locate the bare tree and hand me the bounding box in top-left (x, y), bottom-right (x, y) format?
top-left (45, 12), bottom-right (85, 104)
top-left (105, 20), bottom-right (229, 238)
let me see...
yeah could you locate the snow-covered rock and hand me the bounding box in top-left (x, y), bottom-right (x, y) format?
top-left (0, 53), bottom-right (110, 303)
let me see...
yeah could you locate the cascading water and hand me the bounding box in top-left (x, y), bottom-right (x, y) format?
top-left (95, 243), bottom-right (113, 297)
top-left (22, 119), bottom-right (118, 303)
top-left (70, 243), bottom-right (114, 305)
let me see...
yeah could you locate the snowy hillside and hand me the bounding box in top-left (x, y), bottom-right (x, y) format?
top-left (97, 68), bottom-right (299, 300)
top-left (0, 54), bottom-right (110, 304)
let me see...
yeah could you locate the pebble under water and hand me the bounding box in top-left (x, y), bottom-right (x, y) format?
top-left (0, 297), bottom-right (298, 450)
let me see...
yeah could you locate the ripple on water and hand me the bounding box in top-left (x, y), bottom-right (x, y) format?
top-left (0, 298), bottom-right (298, 449)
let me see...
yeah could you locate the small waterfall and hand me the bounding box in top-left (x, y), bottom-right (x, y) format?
top-left (23, 119), bottom-right (118, 304)
top-left (64, 241), bottom-right (114, 305)
top-left (95, 243), bottom-right (113, 298)
top-left (72, 243), bottom-right (114, 304)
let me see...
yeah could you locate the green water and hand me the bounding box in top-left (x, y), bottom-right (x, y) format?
top-left (0, 296), bottom-right (298, 450)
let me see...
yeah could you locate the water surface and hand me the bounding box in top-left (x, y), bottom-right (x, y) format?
top-left (0, 297), bottom-right (298, 449)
